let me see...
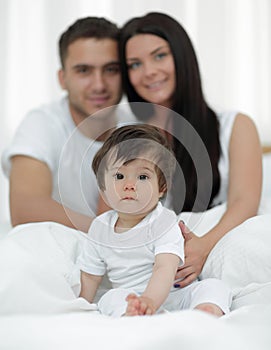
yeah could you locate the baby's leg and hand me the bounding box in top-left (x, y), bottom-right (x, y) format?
top-left (194, 303), bottom-right (224, 316)
top-left (182, 278), bottom-right (232, 317)
top-left (97, 288), bottom-right (137, 317)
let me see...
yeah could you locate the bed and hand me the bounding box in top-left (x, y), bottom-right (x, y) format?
top-left (0, 151), bottom-right (270, 350)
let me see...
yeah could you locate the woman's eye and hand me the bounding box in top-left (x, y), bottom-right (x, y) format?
top-left (127, 61), bottom-right (141, 70)
top-left (155, 52), bottom-right (167, 61)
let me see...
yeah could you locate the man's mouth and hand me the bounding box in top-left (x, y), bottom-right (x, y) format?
top-left (87, 96), bottom-right (109, 105)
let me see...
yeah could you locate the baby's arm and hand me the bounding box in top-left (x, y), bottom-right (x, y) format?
top-left (79, 271), bottom-right (103, 303)
top-left (126, 253), bottom-right (180, 316)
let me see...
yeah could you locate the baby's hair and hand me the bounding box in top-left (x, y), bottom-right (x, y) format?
top-left (92, 124), bottom-right (176, 193)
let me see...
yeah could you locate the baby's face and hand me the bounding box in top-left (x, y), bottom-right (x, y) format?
top-left (103, 158), bottom-right (164, 216)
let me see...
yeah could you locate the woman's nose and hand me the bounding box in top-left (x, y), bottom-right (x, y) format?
top-left (143, 61), bottom-right (156, 76)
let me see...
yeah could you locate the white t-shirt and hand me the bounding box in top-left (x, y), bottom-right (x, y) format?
top-left (1, 102), bottom-right (236, 216)
top-left (1, 97), bottom-right (135, 217)
top-left (78, 202), bottom-right (184, 294)
top-left (212, 110), bottom-right (237, 206)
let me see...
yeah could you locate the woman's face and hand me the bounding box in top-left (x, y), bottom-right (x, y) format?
top-left (125, 34), bottom-right (176, 108)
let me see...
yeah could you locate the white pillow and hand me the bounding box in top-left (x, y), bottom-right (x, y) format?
top-left (262, 153), bottom-right (271, 198)
top-left (200, 214), bottom-right (271, 293)
top-left (179, 204), bottom-right (271, 293)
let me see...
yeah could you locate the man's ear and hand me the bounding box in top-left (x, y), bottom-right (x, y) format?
top-left (58, 68), bottom-right (66, 90)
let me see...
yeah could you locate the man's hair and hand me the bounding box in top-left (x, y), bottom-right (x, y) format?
top-left (59, 16), bottom-right (120, 67)
top-left (92, 124), bottom-right (176, 193)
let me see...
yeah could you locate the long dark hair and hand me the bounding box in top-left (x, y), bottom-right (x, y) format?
top-left (119, 12), bottom-right (221, 213)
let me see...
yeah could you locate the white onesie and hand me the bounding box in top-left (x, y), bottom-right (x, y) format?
top-left (78, 203), bottom-right (232, 316)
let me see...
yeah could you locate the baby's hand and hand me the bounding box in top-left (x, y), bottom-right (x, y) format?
top-left (125, 294), bottom-right (156, 316)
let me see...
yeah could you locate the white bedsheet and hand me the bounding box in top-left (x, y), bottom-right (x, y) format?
top-left (0, 152), bottom-right (270, 349)
top-left (0, 304), bottom-right (270, 349)
top-left (0, 209), bottom-right (270, 349)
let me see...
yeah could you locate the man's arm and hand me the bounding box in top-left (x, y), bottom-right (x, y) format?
top-left (9, 155), bottom-right (93, 232)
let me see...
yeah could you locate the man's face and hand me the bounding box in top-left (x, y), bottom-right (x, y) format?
top-left (58, 38), bottom-right (122, 124)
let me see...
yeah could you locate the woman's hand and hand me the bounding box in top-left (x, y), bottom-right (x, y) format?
top-left (174, 222), bottom-right (211, 288)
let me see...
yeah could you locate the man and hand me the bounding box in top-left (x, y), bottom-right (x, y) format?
top-left (2, 17), bottom-right (132, 232)
top-left (0, 17), bottom-right (134, 313)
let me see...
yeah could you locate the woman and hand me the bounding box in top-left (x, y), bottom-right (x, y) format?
top-left (119, 12), bottom-right (262, 287)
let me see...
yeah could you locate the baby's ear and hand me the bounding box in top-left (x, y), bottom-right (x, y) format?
top-left (159, 185), bottom-right (167, 198)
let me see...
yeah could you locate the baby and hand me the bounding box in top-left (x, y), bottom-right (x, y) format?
top-left (78, 124), bottom-right (232, 317)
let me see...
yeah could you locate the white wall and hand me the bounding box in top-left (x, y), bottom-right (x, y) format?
top-left (1, 0), bottom-right (270, 222)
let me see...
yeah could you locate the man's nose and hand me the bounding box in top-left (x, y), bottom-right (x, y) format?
top-left (92, 71), bottom-right (106, 91)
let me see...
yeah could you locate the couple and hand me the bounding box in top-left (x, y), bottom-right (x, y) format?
top-left (1, 13), bottom-right (262, 313)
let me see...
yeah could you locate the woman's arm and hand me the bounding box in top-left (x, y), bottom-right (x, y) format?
top-left (176, 113), bottom-right (262, 287)
top-left (126, 253), bottom-right (180, 315)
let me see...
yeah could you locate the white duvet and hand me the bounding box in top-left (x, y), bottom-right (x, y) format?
top-left (0, 305), bottom-right (271, 350)
top-left (0, 151), bottom-right (270, 349)
top-left (0, 202), bottom-right (270, 349)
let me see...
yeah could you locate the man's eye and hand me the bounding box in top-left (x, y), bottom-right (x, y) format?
top-left (114, 173), bottom-right (124, 180)
top-left (139, 174), bottom-right (149, 180)
top-left (75, 66), bottom-right (90, 74)
top-left (104, 65), bottom-right (120, 75)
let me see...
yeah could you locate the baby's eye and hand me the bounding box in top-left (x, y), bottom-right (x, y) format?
top-left (139, 174), bottom-right (149, 180)
top-left (114, 173), bottom-right (124, 180)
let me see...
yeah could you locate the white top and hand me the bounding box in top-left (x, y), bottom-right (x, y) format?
top-left (212, 110), bottom-right (237, 206)
top-left (1, 97), bottom-right (135, 217)
top-left (78, 202), bottom-right (184, 293)
top-left (1, 103), bottom-right (236, 216)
